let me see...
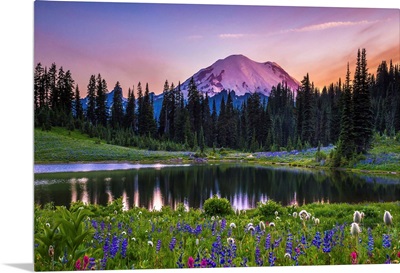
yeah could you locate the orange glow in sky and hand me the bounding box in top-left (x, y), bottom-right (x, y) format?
top-left (34, 1), bottom-right (399, 96)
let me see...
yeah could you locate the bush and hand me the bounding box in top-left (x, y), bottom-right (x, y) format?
top-left (203, 195), bottom-right (233, 216)
top-left (257, 200), bottom-right (286, 221)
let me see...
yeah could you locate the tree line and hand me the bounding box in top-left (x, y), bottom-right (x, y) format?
top-left (34, 49), bottom-right (400, 163)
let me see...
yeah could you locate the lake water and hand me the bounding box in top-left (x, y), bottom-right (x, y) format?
top-left (34, 163), bottom-right (400, 211)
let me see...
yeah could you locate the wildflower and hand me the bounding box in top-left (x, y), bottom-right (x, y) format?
top-left (285, 232), bottom-right (293, 256)
top-left (169, 237), bottom-right (177, 251)
top-left (259, 221), bottom-right (265, 230)
top-left (350, 251), bottom-right (357, 264)
top-left (195, 238), bottom-right (199, 245)
top-left (268, 252), bottom-right (276, 266)
top-left (299, 210), bottom-right (309, 221)
top-left (200, 258), bottom-right (208, 268)
top-left (255, 246), bottom-right (263, 266)
top-left (382, 234), bottom-right (391, 248)
top-left (121, 238), bottom-right (128, 258)
top-left (110, 235), bottom-right (119, 258)
top-left (148, 240), bottom-right (154, 247)
top-left (121, 231), bottom-right (126, 236)
top-left (312, 231), bottom-right (322, 249)
top-left (293, 212), bottom-right (298, 218)
top-left (265, 233), bottom-right (271, 250)
top-left (211, 216), bottom-right (215, 221)
top-left (88, 257), bottom-right (96, 270)
top-left (230, 222), bottom-right (236, 229)
top-left (397, 251), bottom-right (400, 258)
top-left (187, 256), bottom-right (195, 268)
top-left (353, 211), bottom-right (362, 223)
top-left (46, 223), bottom-right (50, 228)
top-left (350, 222), bottom-right (361, 236)
top-left (248, 225), bottom-right (255, 232)
top-left (131, 237), bottom-right (136, 242)
top-left (75, 259), bottom-right (82, 270)
top-left (383, 211), bottom-right (393, 226)
top-left (276, 216), bottom-right (281, 221)
top-left (275, 211), bottom-right (279, 216)
top-left (367, 228), bottom-right (374, 257)
top-left (314, 218), bottom-right (320, 225)
top-left (48, 245), bottom-right (54, 257)
top-left (269, 222), bottom-right (275, 227)
top-left (156, 239), bottom-right (161, 253)
top-left (227, 237), bottom-right (235, 245)
top-left (284, 253), bottom-right (291, 259)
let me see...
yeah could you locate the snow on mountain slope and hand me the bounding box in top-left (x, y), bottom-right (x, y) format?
top-left (180, 54), bottom-right (300, 97)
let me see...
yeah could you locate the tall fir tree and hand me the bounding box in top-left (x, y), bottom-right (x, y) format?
top-left (124, 86), bottom-right (136, 131)
top-left (74, 85), bottom-right (83, 120)
top-left (352, 48), bottom-right (373, 154)
top-left (86, 75), bottom-right (97, 124)
top-left (96, 74), bottom-right (108, 127)
top-left (338, 63), bottom-right (355, 159)
top-left (111, 81), bottom-right (124, 128)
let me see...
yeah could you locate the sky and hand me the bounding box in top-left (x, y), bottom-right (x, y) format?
top-left (34, 0), bottom-right (400, 97)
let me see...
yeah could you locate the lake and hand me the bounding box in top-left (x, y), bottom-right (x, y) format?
top-left (34, 163), bottom-right (400, 211)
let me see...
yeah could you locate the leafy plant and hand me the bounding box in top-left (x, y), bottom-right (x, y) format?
top-left (203, 195), bottom-right (233, 216)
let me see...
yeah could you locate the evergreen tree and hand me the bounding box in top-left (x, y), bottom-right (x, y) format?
top-left (96, 74), bottom-right (108, 127)
top-left (300, 73), bottom-right (315, 146)
top-left (124, 87), bottom-right (136, 131)
top-left (34, 63), bottom-right (45, 111)
top-left (210, 99), bottom-right (218, 147)
top-left (338, 63), bottom-right (354, 159)
top-left (187, 77), bottom-right (201, 134)
top-left (158, 80), bottom-right (170, 137)
top-left (111, 81), bottom-right (124, 128)
top-left (86, 75), bottom-right (97, 124)
top-left (74, 85), bottom-right (83, 120)
top-left (58, 68), bottom-right (75, 115)
top-left (352, 48), bottom-right (373, 153)
top-left (48, 63), bottom-right (58, 110)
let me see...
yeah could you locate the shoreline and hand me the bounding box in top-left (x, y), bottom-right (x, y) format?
top-left (34, 158), bottom-right (400, 178)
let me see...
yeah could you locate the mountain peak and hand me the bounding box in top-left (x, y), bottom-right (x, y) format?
top-left (180, 54), bottom-right (300, 97)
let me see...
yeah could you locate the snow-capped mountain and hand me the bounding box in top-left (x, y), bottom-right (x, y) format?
top-left (179, 54), bottom-right (300, 97)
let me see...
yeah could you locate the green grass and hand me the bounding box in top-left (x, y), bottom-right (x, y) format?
top-left (34, 127), bottom-right (189, 163)
top-left (34, 199), bottom-right (400, 271)
top-left (35, 127), bottom-right (400, 174)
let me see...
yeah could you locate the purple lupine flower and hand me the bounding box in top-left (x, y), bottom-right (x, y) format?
top-left (268, 252), bottom-right (276, 266)
top-left (367, 228), bottom-right (374, 257)
top-left (194, 224), bottom-right (202, 235)
top-left (382, 234), bottom-right (391, 249)
top-left (118, 222), bottom-right (123, 230)
top-left (169, 237), bottom-right (177, 251)
top-left (88, 257), bottom-right (96, 270)
top-left (322, 230), bottom-right (332, 253)
top-left (221, 219), bottom-right (227, 231)
top-left (255, 246), bottom-right (263, 266)
top-left (274, 237), bottom-right (282, 248)
top-left (121, 238), bottom-right (128, 258)
top-left (286, 232), bottom-right (293, 256)
top-left (100, 257), bottom-right (107, 270)
top-left (156, 239), bottom-right (162, 253)
top-left (91, 219), bottom-right (98, 229)
top-left (103, 236), bottom-right (110, 257)
top-left (265, 233), bottom-right (271, 250)
top-left (312, 231), bottom-right (322, 249)
top-left (110, 235), bottom-right (120, 258)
